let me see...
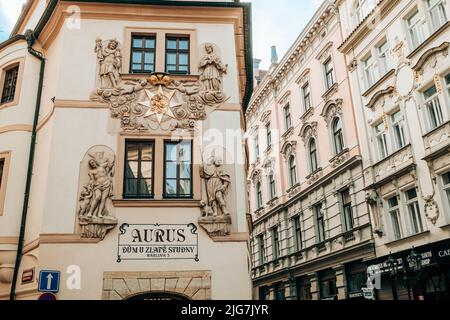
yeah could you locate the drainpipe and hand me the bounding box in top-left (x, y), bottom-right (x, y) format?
top-left (9, 29), bottom-right (45, 300)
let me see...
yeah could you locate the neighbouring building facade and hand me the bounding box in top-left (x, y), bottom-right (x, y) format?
top-left (0, 0), bottom-right (253, 300)
top-left (338, 0), bottom-right (450, 300)
top-left (246, 1), bottom-right (374, 300)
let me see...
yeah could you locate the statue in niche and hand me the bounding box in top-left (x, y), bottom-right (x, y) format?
top-left (198, 43), bottom-right (228, 105)
top-left (95, 38), bottom-right (122, 89)
top-left (77, 147), bottom-right (117, 240)
top-left (199, 155), bottom-right (232, 238)
top-left (365, 190), bottom-right (383, 235)
top-left (201, 156), bottom-right (231, 216)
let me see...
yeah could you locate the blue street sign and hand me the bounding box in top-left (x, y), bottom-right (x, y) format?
top-left (38, 270), bottom-right (60, 293)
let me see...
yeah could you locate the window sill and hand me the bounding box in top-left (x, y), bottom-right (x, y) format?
top-left (0, 100), bottom-right (19, 110)
top-left (112, 199), bottom-right (200, 208)
top-left (281, 127), bottom-right (294, 139)
top-left (321, 82), bottom-right (338, 100)
top-left (384, 230), bottom-right (430, 247)
top-left (122, 73), bottom-right (199, 83)
top-left (299, 107), bottom-right (314, 122)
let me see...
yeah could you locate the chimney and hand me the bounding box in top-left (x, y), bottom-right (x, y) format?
top-left (253, 58), bottom-right (262, 86)
top-left (270, 46), bottom-right (278, 65)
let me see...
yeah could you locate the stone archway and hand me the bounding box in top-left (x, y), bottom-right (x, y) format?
top-left (102, 271), bottom-right (211, 300)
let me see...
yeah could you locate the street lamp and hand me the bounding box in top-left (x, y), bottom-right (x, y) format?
top-left (407, 247), bottom-right (422, 273)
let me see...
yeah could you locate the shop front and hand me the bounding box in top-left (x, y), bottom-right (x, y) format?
top-left (365, 239), bottom-right (450, 300)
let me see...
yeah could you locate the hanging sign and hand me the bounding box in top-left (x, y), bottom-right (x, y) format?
top-left (117, 223), bottom-right (199, 262)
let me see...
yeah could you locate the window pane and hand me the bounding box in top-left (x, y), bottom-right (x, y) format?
top-left (144, 64), bottom-right (153, 72)
top-left (0, 159), bottom-right (4, 187)
top-left (167, 65), bottom-right (176, 72)
top-left (167, 53), bottom-right (177, 65)
top-left (179, 39), bottom-right (189, 50)
top-left (388, 196), bottom-right (398, 208)
top-left (141, 143), bottom-right (153, 161)
top-left (180, 163), bottom-right (191, 179)
top-left (132, 64), bottom-right (141, 71)
top-left (406, 188), bottom-right (417, 200)
top-left (165, 162), bottom-right (177, 179)
top-left (167, 39), bottom-right (177, 49)
top-left (445, 73), bottom-right (450, 85)
top-left (125, 161), bottom-right (138, 179)
top-left (443, 172), bottom-right (450, 185)
top-left (179, 179), bottom-right (191, 195)
top-left (140, 161), bottom-right (152, 179)
top-left (165, 143), bottom-right (177, 161)
top-left (145, 39), bottom-right (155, 49)
top-left (132, 38), bottom-right (143, 48)
top-left (127, 144), bottom-right (139, 161)
top-left (424, 85), bottom-right (437, 99)
top-left (138, 179), bottom-right (151, 195)
top-left (179, 54), bottom-right (188, 65)
top-left (165, 179), bottom-right (177, 195)
top-left (124, 179), bottom-right (138, 196)
top-left (144, 52), bottom-right (154, 64)
top-left (179, 142), bottom-right (191, 161)
top-left (132, 52), bottom-right (142, 63)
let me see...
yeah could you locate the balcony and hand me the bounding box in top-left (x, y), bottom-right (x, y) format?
top-left (423, 120), bottom-right (450, 161)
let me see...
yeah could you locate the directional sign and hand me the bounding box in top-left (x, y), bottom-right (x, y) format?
top-left (38, 270), bottom-right (60, 293)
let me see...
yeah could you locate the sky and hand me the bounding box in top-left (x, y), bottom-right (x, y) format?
top-left (0, 0), bottom-right (324, 69)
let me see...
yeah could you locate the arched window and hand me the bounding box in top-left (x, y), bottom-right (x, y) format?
top-left (288, 155), bottom-right (297, 187)
top-left (256, 181), bottom-right (263, 209)
top-left (332, 118), bottom-right (344, 154)
top-left (309, 139), bottom-right (318, 172)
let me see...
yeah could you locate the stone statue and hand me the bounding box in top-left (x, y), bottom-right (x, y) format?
top-left (198, 156), bottom-right (232, 237)
top-left (199, 43), bottom-right (228, 92)
top-left (77, 147), bottom-right (117, 240)
top-left (365, 190), bottom-right (383, 235)
top-left (95, 38), bottom-right (122, 89)
top-left (198, 43), bottom-right (228, 104)
top-left (201, 157), bottom-right (231, 216)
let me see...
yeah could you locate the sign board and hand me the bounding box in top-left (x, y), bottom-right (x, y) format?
top-left (38, 293), bottom-right (57, 301)
top-left (38, 270), bottom-right (60, 293)
top-left (361, 287), bottom-right (374, 300)
top-left (117, 223), bottom-right (199, 262)
top-left (21, 268), bottom-right (35, 284)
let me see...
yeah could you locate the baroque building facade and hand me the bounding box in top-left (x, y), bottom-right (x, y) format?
top-left (246, 1), bottom-right (374, 300)
top-left (0, 0), bottom-right (253, 300)
top-left (337, 0), bottom-right (450, 299)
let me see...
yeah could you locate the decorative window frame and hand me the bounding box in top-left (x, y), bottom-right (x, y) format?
top-left (0, 57), bottom-right (25, 110)
top-left (115, 133), bottom-right (201, 204)
top-left (0, 151), bottom-right (11, 216)
top-left (122, 27), bottom-right (198, 75)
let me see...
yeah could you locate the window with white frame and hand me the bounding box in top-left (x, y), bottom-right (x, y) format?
top-left (423, 84), bottom-right (444, 130)
top-left (390, 110), bottom-right (407, 150)
top-left (265, 122), bottom-right (272, 147)
top-left (315, 203), bottom-right (326, 243)
top-left (375, 122), bottom-right (389, 160)
top-left (302, 82), bottom-right (312, 111)
top-left (427, 0), bottom-right (447, 32)
top-left (355, 0), bottom-right (377, 24)
top-left (341, 189), bottom-right (354, 232)
top-left (387, 196), bottom-right (402, 240)
top-left (268, 172), bottom-right (276, 200)
top-left (332, 118), bottom-right (345, 154)
top-left (309, 139), bottom-right (318, 172)
top-left (254, 135), bottom-right (260, 160)
top-left (405, 188), bottom-right (424, 235)
top-left (376, 40), bottom-right (390, 76)
top-left (256, 181), bottom-right (263, 209)
top-left (406, 9), bottom-right (425, 50)
top-left (442, 172), bottom-right (450, 210)
top-left (284, 103), bottom-right (292, 132)
top-left (288, 155), bottom-right (297, 188)
top-left (363, 54), bottom-right (376, 88)
top-left (324, 58), bottom-right (335, 90)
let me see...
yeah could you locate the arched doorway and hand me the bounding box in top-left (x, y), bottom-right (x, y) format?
top-left (125, 291), bottom-right (191, 301)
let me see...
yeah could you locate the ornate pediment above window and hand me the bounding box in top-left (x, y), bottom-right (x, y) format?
top-left (249, 125), bottom-right (259, 136)
top-left (280, 141), bottom-right (297, 159)
top-left (277, 90), bottom-right (291, 105)
top-left (262, 157), bottom-right (276, 173)
top-left (250, 168), bottom-right (263, 184)
top-left (299, 122), bottom-right (318, 144)
top-left (366, 86), bottom-right (395, 109)
top-left (320, 98), bottom-right (343, 126)
top-left (316, 41), bottom-right (334, 63)
top-left (90, 39), bottom-right (229, 132)
top-left (412, 42), bottom-right (449, 76)
top-left (260, 110), bottom-right (272, 123)
top-left (295, 68), bottom-right (311, 86)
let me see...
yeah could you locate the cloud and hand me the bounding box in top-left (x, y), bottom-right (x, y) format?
top-left (0, 0), bottom-right (26, 41)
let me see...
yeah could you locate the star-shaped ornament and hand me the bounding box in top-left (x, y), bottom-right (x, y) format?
top-left (138, 85), bottom-right (180, 124)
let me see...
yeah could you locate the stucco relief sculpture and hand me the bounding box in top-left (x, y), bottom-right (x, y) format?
top-left (365, 190), bottom-right (383, 236)
top-left (90, 39), bottom-right (229, 131)
top-left (199, 156), bottom-right (232, 237)
top-left (424, 195), bottom-right (440, 225)
top-left (77, 146), bottom-right (117, 240)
